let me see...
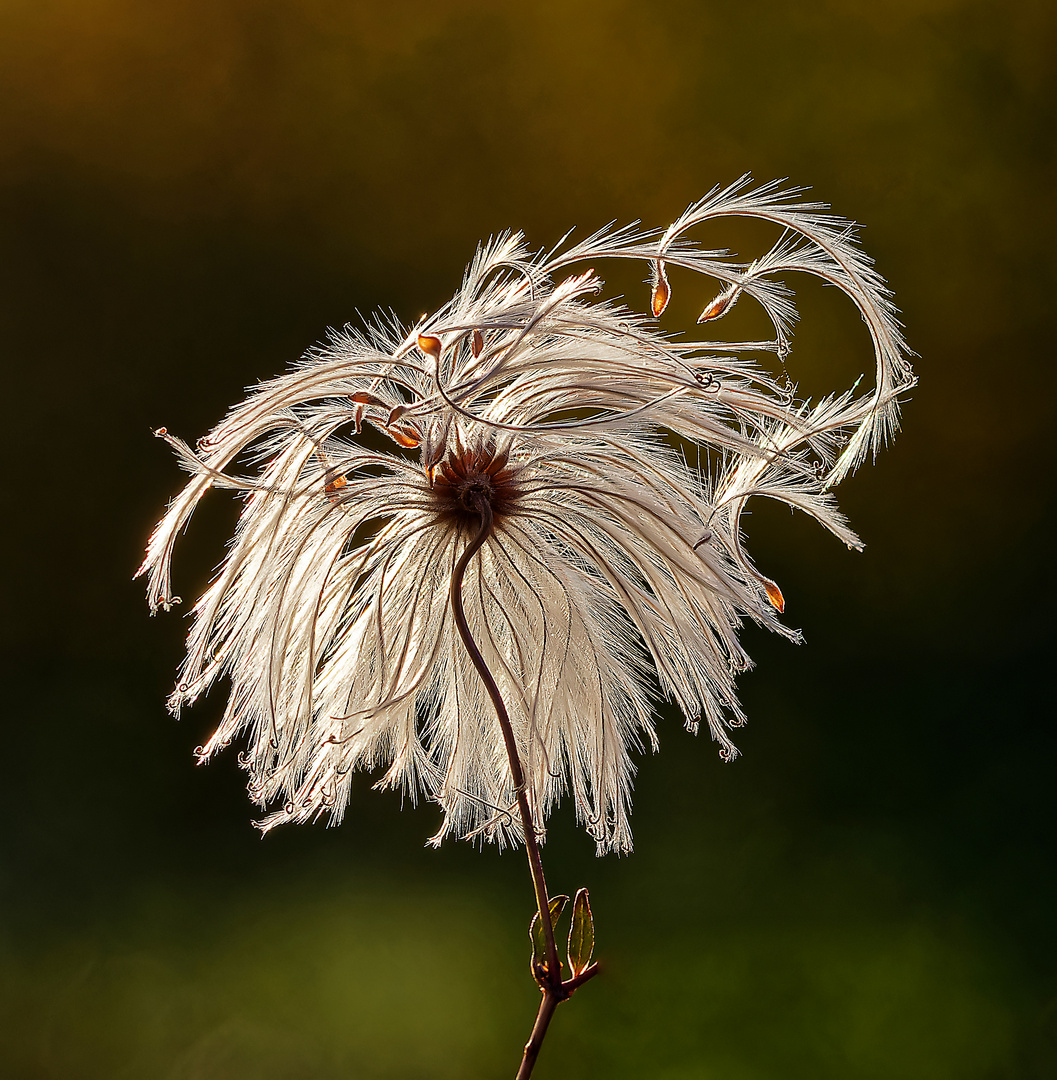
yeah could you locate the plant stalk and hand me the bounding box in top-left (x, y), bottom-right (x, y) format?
top-left (449, 500), bottom-right (567, 1076)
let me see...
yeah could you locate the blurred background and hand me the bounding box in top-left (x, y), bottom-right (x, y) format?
top-left (1, 0), bottom-right (1053, 1076)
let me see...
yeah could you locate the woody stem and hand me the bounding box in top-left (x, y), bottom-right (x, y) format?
top-left (449, 501), bottom-right (565, 1068)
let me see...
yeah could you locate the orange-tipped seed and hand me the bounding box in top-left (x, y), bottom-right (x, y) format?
top-left (764, 580), bottom-right (785, 613)
top-left (698, 286), bottom-right (739, 323)
top-left (650, 260), bottom-right (670, 317)
top-left (388, 427), bottom-right (421, 449)
top-left (324, 474), bottom-right (348, 504)
top-left (418, 334), bottom-right (442, 359)
top-left (349, 391), bottom-right (387, 407)
top-left (471, 329), bottom-right (484, 358)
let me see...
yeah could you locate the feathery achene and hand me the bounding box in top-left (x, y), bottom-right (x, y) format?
top-left (138, 177), bottom-right (914, 853)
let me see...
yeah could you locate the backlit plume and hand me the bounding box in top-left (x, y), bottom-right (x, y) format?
top-left (138, 178), bottom-right (914, 853)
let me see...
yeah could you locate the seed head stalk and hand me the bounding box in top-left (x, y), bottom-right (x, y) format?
top-left (449, 497), bottom-right (596, 1078)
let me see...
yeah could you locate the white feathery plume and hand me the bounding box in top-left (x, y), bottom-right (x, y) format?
top-left (138, 178), bottom-right (915, 854)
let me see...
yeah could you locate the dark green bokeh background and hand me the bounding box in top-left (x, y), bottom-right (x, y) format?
top-left (1, 1), bottom-right (1054, 1076)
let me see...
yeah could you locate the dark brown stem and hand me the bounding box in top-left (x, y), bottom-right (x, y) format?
top-left (517, 989), bottom-right (560, 1080)
top-left (516, 963), bottom-right (601, 1080)
top-left (449, 501), bottom-right (566, 1073)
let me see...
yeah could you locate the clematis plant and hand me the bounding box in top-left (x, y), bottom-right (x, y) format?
top-left (139, 177), bottom-right (914, 1078)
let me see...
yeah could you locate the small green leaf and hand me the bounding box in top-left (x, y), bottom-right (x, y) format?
top-left (567, 888), bottom-right (594, 976)
top-left (529, 894), bottom-right (568, 980)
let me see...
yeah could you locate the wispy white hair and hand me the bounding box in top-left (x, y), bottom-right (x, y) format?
top-left (138, 178), bottom-right (914, 853)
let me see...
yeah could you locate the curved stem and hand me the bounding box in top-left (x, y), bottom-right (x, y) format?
top-left (450, 502), bottom-right (577, 1080)
top-left (449, 502), bottom-right (563, 989)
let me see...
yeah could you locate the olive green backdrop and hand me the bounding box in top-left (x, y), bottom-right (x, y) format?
top-left (1, 1), bottom-right (1053, 1077)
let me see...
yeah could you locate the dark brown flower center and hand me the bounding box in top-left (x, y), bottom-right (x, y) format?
top-left (431, 446), bottom-right (518, 524)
